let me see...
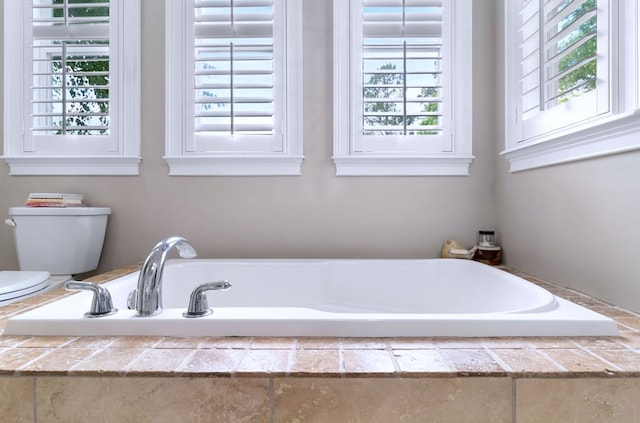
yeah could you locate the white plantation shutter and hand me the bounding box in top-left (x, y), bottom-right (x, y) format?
top-left (361, 0), bottom-right (444, 138)
top-left (3, 0), bottom-right (141, 175)
top-left (515, 0), bottom-right (608, 142)
top-left (31, 0), bottom-right (111, 136)
top-left (333, 0), bottom-right (472, 176)
top-left (165, 0), bottom-right (303, 175)
top-left (193, 0), bottom-right (275, 138)
top-left (503, 0), bottom-right (640, 172)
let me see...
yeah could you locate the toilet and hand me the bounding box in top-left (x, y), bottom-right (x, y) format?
top-left (2, 206), bottom-right (111, 306)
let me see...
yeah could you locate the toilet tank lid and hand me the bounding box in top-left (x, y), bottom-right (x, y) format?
top-left (9, 207), bottom-right (111, 216)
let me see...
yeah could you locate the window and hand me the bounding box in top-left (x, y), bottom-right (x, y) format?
top-left (333, 0), bottom-right (473, 176)
top-left (504, 0), bottom-right (640, 171)
top-left (165, 0), bottom-right (303, 176)
top-left (3, 0), bottom-right (141, 175)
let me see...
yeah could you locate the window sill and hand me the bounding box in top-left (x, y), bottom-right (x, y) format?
top-left (332, 155), bottom-right (474, 176)
top-left (502, 111), bottom-right (640, 172)
top-left (2, 156), bottom-right (140, 176)
top-left (164, 155), bottom-right (304, 176)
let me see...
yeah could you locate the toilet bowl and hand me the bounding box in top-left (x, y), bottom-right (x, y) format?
top-left (3, 206), bottom-right (111, 306)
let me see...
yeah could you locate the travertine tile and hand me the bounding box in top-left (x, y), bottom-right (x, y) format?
top-left (199, 336), bottom-right (252, 349)
top-left (155, 336), bottom-right (208, 349)
top-left (236, 349), bottom-right (291, 375)
top-left (180, 349), bottom-right (246, 374)
top-left (36, 377), bottom-right (270, 422)
top-left (125, 349), bottom-right (193, 374)
top-left (590, 305), bottom-right (639, 319)
top-left (586, 349), bottom-right (640, 372)
top-left (492, 348), bottom-right (564, 374)
top-left (434, 339), bottom-right (485, 349)
top-left (297, 337), bottom-right (342, 350)
top-left (250, 337), bottom-right (295, 349)
top-left (340, 338), bottom-right (389, 349)
top-left (290, 349), bottom-right (340, 375)
top-left (388, 338), bottom-right (436, 349)
top-left (571, 337), bottom-right (627, 349)
top-left (70, 348), bottom-right (146, 373)
top-left (617, 331), bottom-right (640, 348)
top-left (108, 336), bottom-right (162, 348)
top-left (0, 348), bottom-right (54, 372)
top-left (439, 349), bottom-right (506, 374)
top-left (0, 336), bottom-right (31, 348)
top-left (19, 336), bottom-right (76, 348)
top-left (19, 347), bottom-right (97, 373)
top-left (482, 338), bottom-right (532, 349)
top-left (616, 317), bottom-right (640, 331)
top-left (516, 378), bottom-right (640, 422)
top-left (526, 337), bottom-right (579, 349)
top-left (274, 377), bottom-right (512, 422)
top-left (342, 349), bottom-right (396, 374)
top-left (65, 336), bottom-right (115, 349)
top-left (0, 376), bottom-right (34, 422)
top-left (393, 349), bottom-right (452, 374)
top-left (542, 349), bottom-right (620, 373)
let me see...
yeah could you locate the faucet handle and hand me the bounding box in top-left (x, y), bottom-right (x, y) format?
top-left (182, 280), bottom-right (231, 318)
top-left (65, 281), bottom-right (118, 318)
top-left (127, 289), bottom-right (138, 310)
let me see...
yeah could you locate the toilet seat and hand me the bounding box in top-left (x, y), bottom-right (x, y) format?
top-left (0, 271), bottom-right (69, 305)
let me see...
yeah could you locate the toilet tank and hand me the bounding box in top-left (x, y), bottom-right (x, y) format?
top-left (8, 207), bottom-right (111, 275)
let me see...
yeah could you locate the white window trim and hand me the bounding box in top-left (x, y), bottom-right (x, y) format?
top-left (503, 0), bottom-right (640, 172)
top-left (164, 0), bottom-right (303, 176)
top-left (2, 0), bottom-right (141, 176)
top-left (332, 0), bottom-right (474, 177)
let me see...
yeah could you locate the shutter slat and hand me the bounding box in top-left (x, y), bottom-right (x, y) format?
top-left (361, 0), bottom-right (444, 136)
top-left (195, 110), bottom-right (272, 118)
top-left (194, 0), bottom-right (275, 136)
top-left (195, 96), bottom-right (272, 104)
top-left (363, 0), bottom-right (442, 7)
top-left (195, 0), bottom-right (273, 7)
top-left (195, 123), bottom-right (273, 132)
top-left (195, 13), bottom-right (272, 23)
top-left (197, 82), bottom-right (273, 89)
top-left (544, 8), bottom-right (595, 46)
top-left (30, 0), bottom-right (111, 136)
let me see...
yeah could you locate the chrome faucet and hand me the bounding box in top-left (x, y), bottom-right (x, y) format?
top-left (129, 236), bottom-right (197, 317)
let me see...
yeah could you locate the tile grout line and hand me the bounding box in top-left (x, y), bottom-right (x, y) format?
top-left (32, 375), bottom-right (37, 423)
top-left (573, 343), bottom-right (624, 373)
top-left (511, 377), bottom-right (516, 423)
top-left (530, 349), bottom-right (569, 373)
top-left (67, 347), bottom-right (108, 373)
top-left (174, 349), bottom-right (199, 373)
top-left (269, 378), bottom-right (274, 423)
top-left (485, 347), bottom-right (513, 373)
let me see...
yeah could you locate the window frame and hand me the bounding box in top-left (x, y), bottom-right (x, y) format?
top-left (2, 0), bottom-right (141, 176)
top-left (332, 0), bottom-right (473, 176)
top-left (503, 0), bottom-right (640, 172)
top-left (164, 0), bottom-right (303, 176)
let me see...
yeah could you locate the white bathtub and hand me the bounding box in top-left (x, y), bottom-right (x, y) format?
top-left (4, 259), bottom-right (619, 337)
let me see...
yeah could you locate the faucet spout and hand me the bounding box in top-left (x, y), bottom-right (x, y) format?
top-left (133, 236), bottom-right (197, 316)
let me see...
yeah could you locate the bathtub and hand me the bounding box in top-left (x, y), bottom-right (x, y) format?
top-left (4, 259), bottom-right (619, 337)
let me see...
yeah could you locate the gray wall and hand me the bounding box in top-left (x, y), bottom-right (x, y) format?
top-left (493, 0), bottom-right (640, 311)
top-left (0, 2), bottom-right (497, 274)
top-left (495, 151), bottom-right (640, 311)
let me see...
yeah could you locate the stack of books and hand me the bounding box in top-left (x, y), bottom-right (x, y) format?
top-left (25, 193), bottom-right (84, 207)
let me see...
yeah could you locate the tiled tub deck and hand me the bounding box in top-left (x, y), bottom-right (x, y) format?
top-left (1, 265), bottom-right (640, 422)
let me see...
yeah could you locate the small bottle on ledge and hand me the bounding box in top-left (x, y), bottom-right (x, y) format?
top-left (474, 230), bottom-right (502, 265)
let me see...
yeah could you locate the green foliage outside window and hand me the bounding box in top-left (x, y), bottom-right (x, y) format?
top-left (51, 0), bottom-right (110, 135)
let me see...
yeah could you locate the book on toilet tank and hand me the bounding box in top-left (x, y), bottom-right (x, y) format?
top-left (27, 193), bottom-right (83, 201)
top-left (25, 193), bottom-right (84, 207)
